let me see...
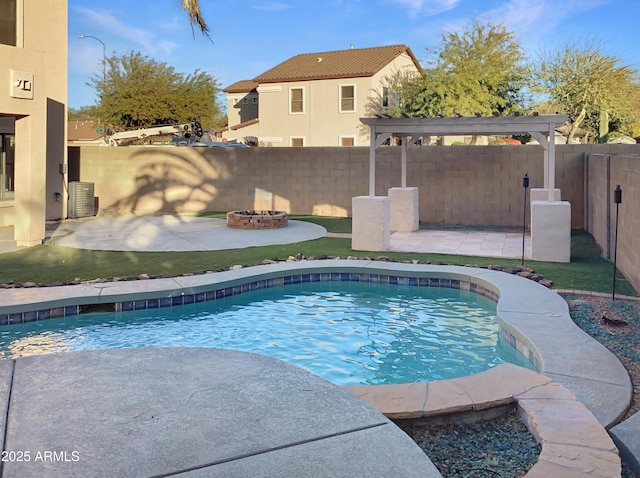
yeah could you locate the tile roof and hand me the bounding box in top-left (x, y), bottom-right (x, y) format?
top-left (68, 120), bottom-right (104, 141)
top-left (252, 44), bottom-right (420, 84)
top-left (223, 80), bottom-right (259, 94)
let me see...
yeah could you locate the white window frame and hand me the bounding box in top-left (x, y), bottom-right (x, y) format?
top-left (289, 87), bottom-right (305, 114)
top-left (339, 84), bottom-right (356, 113)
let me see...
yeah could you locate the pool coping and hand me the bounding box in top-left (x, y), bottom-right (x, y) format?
top-left (0, 260), bottom-right (631, 477)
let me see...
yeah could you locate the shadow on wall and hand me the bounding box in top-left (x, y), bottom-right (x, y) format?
top-left (109, 148), bottom-right (232, 213)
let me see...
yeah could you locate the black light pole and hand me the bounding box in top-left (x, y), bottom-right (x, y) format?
top-left (522, 173), bottom-right (529, 266)
top-left (612, 185), bottom-right (622, 300)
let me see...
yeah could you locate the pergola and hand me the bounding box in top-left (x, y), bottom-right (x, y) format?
top-left (355, 114), bottom-right (572, 262)
top-left (361, 114), bottom-right (569, 201)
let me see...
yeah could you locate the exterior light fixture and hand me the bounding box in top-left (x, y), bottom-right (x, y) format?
top-left (521, 173), bottom-right (529, 265)
top-left (612, 185), bottom-right (622, 300)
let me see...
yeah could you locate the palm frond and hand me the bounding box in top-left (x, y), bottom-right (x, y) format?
top-left (181, 0), bottom-right (210, 37)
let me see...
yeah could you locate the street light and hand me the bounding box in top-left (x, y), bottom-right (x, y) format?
top-left (78, 35), bottom-right (106, 81)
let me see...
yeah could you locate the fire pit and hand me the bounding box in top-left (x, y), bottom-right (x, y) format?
top-left (226, 210), bottom-right (288, 230)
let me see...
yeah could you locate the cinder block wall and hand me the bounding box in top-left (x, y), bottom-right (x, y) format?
top-left (586, 152), bottom-right (640, 293)
top-left (72, 144), bottom-right (621, 228)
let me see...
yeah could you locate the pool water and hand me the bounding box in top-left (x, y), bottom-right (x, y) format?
top-left (0, 282), bottom-right (533, 385)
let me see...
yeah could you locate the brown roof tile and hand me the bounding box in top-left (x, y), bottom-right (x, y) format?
top-left (252, 45), bottom-right (420, 84)
top-left (223, 80), bottom-right (259, 93)
top-left (67, 120), bottom-right (104, 141)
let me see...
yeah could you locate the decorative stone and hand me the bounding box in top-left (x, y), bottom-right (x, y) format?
top-left (226, 210), bottom-right (288, 230)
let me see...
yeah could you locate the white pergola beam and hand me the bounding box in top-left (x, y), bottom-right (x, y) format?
top-left (361, 114), bottom-right (569, 196)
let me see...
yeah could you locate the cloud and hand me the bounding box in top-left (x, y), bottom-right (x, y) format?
top-left (474, 0), bottom-right (616, 38)
top-left (387, 0), bottom-right (462, 17)
top-left (72, 5), bottom-right (178, 55)
top-left (250, 2), bottom-right (290, 11)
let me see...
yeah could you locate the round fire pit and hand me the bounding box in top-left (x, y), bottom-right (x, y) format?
top-left (226, 210), bottom-right (288, 230)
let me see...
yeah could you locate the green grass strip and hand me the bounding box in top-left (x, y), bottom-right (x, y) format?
top-left (0, 217), bottom-right (635, 296)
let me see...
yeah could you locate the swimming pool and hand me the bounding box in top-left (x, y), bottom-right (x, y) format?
top-left (0, 281), bottom-right (533, 385)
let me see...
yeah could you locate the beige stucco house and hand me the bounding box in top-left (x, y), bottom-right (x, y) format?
top-left (0, 0), bottom-right (67, 246)
top-left (222, 45), bottom-right (422, 147)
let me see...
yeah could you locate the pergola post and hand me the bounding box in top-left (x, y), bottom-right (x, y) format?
top-left (530, 122), bottom-right (571, 263)
top-left (401, 136), bottom-right (408, 188)
top-left (368, 125), bottom-right (376, 196)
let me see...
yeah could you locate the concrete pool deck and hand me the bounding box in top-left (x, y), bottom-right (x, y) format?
top-left (0, 214), bottom-right (531, 258)
top-left (0, 260), bottom-right (632, 476)
top-left (0, 348), bottom-right (439, 478)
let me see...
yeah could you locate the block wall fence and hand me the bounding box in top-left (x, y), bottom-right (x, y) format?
top-left (586, 153), bottom-right (640, 293)
top-left (69, 143), bottom-right (640, 290)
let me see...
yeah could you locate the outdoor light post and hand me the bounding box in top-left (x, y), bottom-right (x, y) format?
top-left (78, 35), bottom-right (106, 81)
top-left (521, 173), bottom-right (529, 266)
top-left (612, 185), bottom-right (622, 300)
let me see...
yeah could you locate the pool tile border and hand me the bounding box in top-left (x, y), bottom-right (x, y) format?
top-left (0, 273), bottom-right (498, 322)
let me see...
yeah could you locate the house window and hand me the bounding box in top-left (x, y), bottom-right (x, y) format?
top-left (340, 85), bottom-right (355, 112)
top-left (382, 87), bottom-right (389, 108)
top-left (291, 137), bottom-right (304, 147)
top-left (0, 134), bottom-right (15, 200)
top-left (340, 136), bottom-right (355, 147)
top-left (0, 0), bottom-right (17, 46)
top-left (290, 87), bottom-right (304, 114)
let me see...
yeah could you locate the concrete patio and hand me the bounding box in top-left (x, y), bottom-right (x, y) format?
top-left (0, 348), bottom-right (439, 477)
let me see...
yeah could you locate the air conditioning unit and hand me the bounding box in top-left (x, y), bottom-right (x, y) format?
top-left (68, 181), bottom-right (95, 219)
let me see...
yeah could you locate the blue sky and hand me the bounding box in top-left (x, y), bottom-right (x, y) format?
top-left (68, 0), bottom-right (640, 109)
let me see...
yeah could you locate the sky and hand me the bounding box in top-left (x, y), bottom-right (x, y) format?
top-left (68, 0), bottom-right (640, 109)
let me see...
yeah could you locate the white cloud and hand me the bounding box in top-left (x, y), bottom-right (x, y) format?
top-left (387, 0), bottom-right (462, 17)
top-left (72, 5), bottom-right (178, 55)
top-left (250, 2), bottom-right (290, 11)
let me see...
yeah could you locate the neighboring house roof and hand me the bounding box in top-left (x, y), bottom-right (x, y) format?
top-left (246, 44), bottom-right (421, 85)
top-left (230, 118), bottom-right (259, 131)
top-left (223, 80), bottom-right (259, 94)
top-left (68, 120), bottom-right (104, 141)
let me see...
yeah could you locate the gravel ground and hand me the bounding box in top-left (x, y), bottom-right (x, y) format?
top-left (405, 408), bottom-right (540, 477)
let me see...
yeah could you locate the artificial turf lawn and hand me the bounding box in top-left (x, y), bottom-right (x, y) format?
top-left (0, 216), bottom-right (635, 296)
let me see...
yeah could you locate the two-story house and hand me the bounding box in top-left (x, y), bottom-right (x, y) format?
top-left (0, 0), bottom-right (67, 246)
top-left (223, 45), bottom-right (422, 147)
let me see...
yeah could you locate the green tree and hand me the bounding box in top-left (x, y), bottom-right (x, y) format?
top-left (68, 105), bottom-right (98, 121)
top-left (404, 22), bottom-right (526, 118)
top-left (91, 51), bottom-right (222, 129)
top-left (530, 42), bottom-right (640, 143)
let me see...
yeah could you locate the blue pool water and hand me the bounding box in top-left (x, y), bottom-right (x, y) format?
top-left (0, 282), bottom-right (533, 385)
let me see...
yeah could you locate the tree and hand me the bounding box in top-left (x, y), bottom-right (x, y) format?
top-left (403, 22), bottom-right (526, 118)
top-left (91, 51), bottom-right (223, 129)
top-left (530, 42), bottom-right (640, 143)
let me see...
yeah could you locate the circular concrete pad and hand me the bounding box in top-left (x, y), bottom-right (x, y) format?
top-left (0, 348), bottom-right (440, 477)
top-left (50, 215), bottom-right (327, 252)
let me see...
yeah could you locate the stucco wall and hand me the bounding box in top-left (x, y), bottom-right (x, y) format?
top-left (0, 0), bottom-right (68, 243)
top-left (71, 144), bottom-right (640, 229)
top-left (586, 152), bottom-right (640, 293)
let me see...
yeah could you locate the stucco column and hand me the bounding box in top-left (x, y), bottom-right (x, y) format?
top-left (389, 187), bottom-right (419, 232)
top-left (530, 200), bottom-right (571, 263)
top-left (14, 115), bottom-right (46, 246)
top-left (530, 188), bottom-right (561, 201)
top-left (352, 196), bottom-right (390, 251)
